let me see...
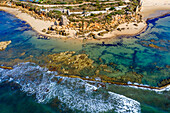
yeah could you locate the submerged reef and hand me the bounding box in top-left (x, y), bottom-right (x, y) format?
top-left (47, 51), bottom-right (94, 75)
top-left (138, 39), bottom-right (169, 51)
top-left (158, 77), bottom-right (170, 87)
top-left (45, 51), bottom-right (144, 85)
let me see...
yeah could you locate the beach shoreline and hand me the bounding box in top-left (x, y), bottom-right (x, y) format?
top-left (0, 6), bottom-right (58, 38)
top-left (0, 6), bottom-right (147, 40)
top-left (0, 0), bottom-right (170, 40)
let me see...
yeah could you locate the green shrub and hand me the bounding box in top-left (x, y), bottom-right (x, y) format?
top-left (46, 31), bottom-right (52, 34)
top-left (109, 7), bottom-right (115, 10)
top-left (117, 28), bottom-right (121, 31)
top-left (133, 24), bottom-right (138, 26)
top-left (42, 29), bottom-right (46, 32)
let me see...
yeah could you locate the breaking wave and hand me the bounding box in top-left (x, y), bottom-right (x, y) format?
top-left (0, 62), bottom-right (141, 113)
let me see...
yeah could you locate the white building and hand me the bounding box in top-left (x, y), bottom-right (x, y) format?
top-left (122, 0), bottom-right (130, 3)
top-left (40, 9), bottom-right (48, 12)
top-left (84, 10), bottom-right (107, 16)
top-left (69, 12), bottom-right (83, 15)
top-left (115, 5), bottom-right (127, 10)
top-left (105, 8), bottom-right (110, 11)
top-left (48, 8), bottom-right (67, 13)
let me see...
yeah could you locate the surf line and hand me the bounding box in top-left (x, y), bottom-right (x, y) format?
top-left (0, 65), bottom-right (169, 92)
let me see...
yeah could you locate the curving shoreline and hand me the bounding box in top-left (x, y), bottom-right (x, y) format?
top-left (54, 74), bottom-right (170, 92)
top-left (0, 6), bottom-right (56, 38)
top-left (0, 0), bottom-right (170, 40)
top-left (0, 6), bottom-right (147, 40)
top-left (1, 5), bottom-right (169, 40)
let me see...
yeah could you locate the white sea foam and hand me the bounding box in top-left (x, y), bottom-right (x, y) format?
top-left (124, 82), bottom-right (170, 94)
top-left (0, 62), bottom-right (141, 113)
top-left (128, 85), bottom-right (170, 94)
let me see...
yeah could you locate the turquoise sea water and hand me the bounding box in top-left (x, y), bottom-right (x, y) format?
top-left (0, 11), bottom-right (170, 112)
top-left (82, 14), bottom-right (170, 86)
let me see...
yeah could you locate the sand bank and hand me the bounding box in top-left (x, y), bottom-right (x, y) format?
top-left (141, 0), bottom-right (170, 20)
top-left (103, 22), bottom-right (147, 39)
top-left (0, 6), bottom-right (56, 37)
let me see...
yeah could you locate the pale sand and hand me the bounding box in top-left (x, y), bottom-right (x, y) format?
top-left (0, 6), bottom-right (78, 39)
top-left (2, 2), bottom-right (169, 40)
top-left (100, 22), bottom-right (147, 39)
top-left (0, 6), bottom-right (55, 36)
top-left (0, 40), bottom-right (11, 51)
top-left (83, 21), bottom-right (147, 40)
top-left (0, 6), bottom-right (147, 39)
top-left (140, 0), bottom-right (170, 20)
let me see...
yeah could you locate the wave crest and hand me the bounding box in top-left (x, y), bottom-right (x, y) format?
top-left (0, 62), bottom-right (141, 113)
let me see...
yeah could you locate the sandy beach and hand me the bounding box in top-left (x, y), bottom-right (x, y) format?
top-left (103, 22), bottom-right (147, 39)
top-left (0, 0), bottom-right (169, 40)
top-left (140, 0), bottom-right (170, 20)
top-left (0, 6), bottom-right (55, 36)
top-left (0, 6), bottom-right (147, 40)
top-left (0, 6), bottom-right (79, 39)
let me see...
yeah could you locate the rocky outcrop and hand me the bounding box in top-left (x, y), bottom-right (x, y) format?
top-left (60, 15), bottom-right (69, 26)
top-left (47, 51), bottom-right (94, 75)
top-left (0, 40), bottom-right (11, 51)
top-left (44, 51), bottom-right (144, 84)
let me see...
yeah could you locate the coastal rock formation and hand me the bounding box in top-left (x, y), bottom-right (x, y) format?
top-left (47, 51), bottom-right (94, 75)
top-left (139, 40), bottom-right (168, 51)
top-left (60, 15), bottom-right (69, 26)
top-left (44, 51), bottom-right (144, 84)
top-left (0, 41), bottom-right (11, 51)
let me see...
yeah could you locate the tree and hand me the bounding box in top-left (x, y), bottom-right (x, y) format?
top-left (96, 0), bottom-right (100, 6)
top-left (82, 19), bottom-right (85, 31)
top-left (73, 23), bottom-right (77, 26)
top-left (79, 23), bottom-right (82, 28)
top-left (118, 1), bottom-right (124, 6)
top-left (29, 7), bottom-right (35, 11)
top-left (114, 10), bottom-right (124, 15)
top-left (109, 7), bottom-right (115, 10)
top-left (66, 6), bottom-right (73, 9)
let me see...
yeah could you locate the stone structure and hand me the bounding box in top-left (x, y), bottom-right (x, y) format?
top-left (122, 0), bottom-right (130, 3)
top-left (60, 15), bottom-right (69, 26)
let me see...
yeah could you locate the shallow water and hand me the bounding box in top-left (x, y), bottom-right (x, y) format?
top-left (0, 11), bottom-right (170, 112)
top-left (0, 11), bottom-right (83, 65)
top-left (81, 14), bottom-right (170, 86)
